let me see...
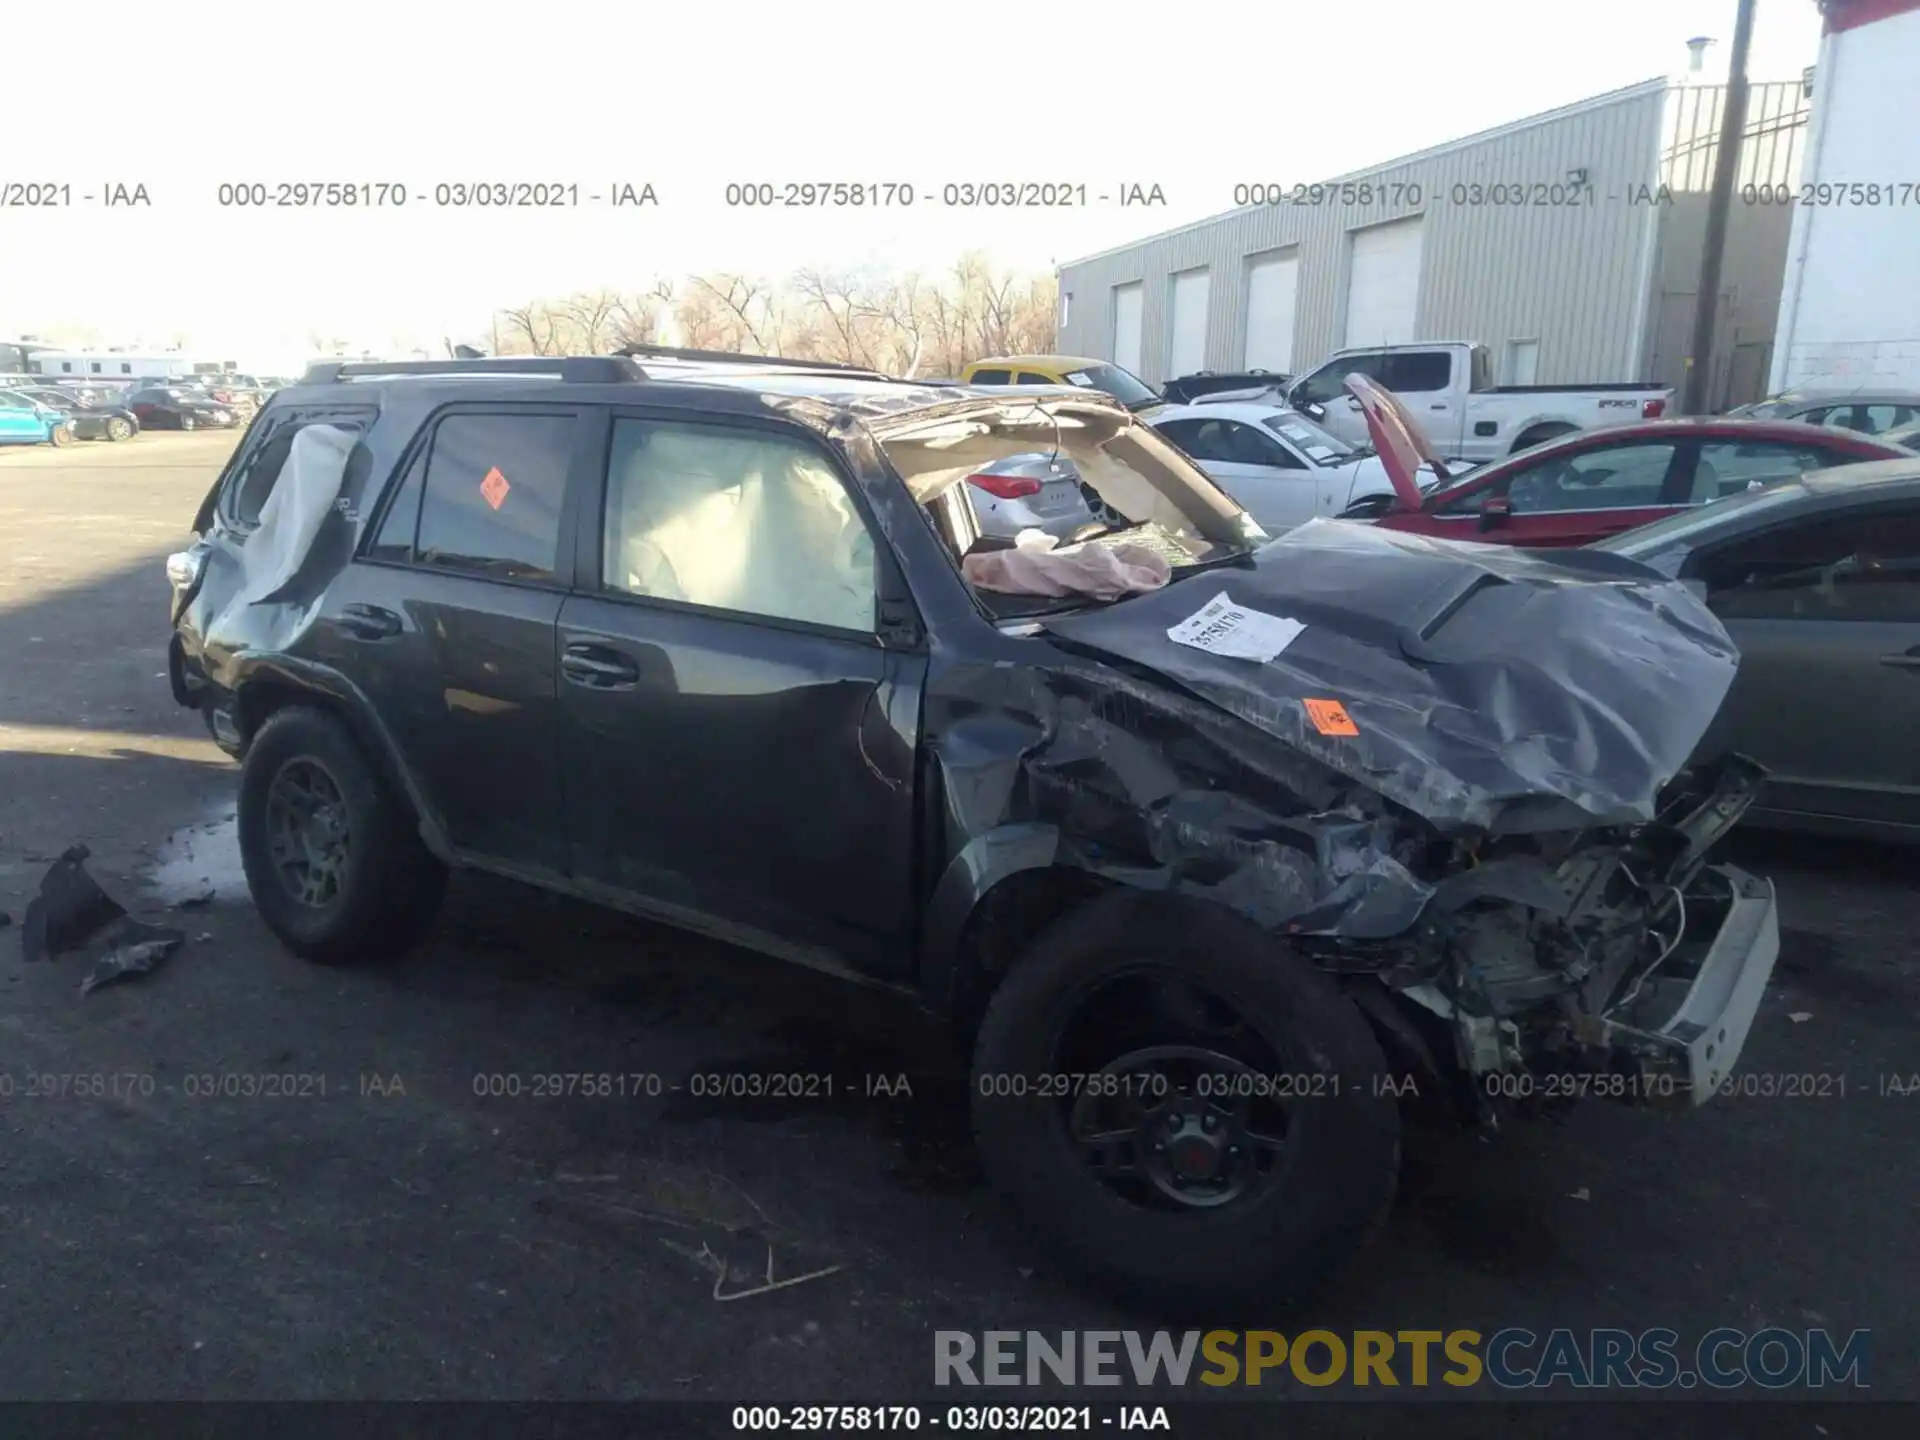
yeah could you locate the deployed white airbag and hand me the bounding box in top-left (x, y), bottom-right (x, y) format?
top-left (605, 428), bottom-right (876, 633)
top-left (962, 529), bottom-right (1171, 600)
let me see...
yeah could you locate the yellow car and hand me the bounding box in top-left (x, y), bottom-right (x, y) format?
top-left (959, 355), bottom-right (1167, 416)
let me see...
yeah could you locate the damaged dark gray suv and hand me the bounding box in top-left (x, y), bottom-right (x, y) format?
top-left (166, 352), bottom-right (1780, 1308)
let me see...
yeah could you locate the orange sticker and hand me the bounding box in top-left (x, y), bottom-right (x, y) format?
top-left (1304, 698), bottom-right (1359, 737)
top-left (480, 466), bottom-right (511, 510)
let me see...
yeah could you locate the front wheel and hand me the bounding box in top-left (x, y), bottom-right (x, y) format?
top-left (237, 704), bottom-right (447, 965)
top-left (107, 417), bottom-right (134, 441)
top-left (971, 892), bottom-right (1399, 1310)
top-left (179, 414), bottom-right (197, 431)
top-left (48, 423), bottom-right (74, 447)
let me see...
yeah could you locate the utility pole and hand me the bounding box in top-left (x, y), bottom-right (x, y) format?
top-left (1683, 0), bottom-right (1758, 415)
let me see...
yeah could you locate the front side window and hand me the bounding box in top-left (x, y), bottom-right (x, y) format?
top-left (415, 412), bottom-right (576, 581)
top-left (1291, 352), bottom-right (1384, 405)
top-left (1441, 442), bottom-right (1678, 516)
top-left (601, 420), bottom-right (877, 634)
top-left (1699, 506), bottom-right (1920, 623)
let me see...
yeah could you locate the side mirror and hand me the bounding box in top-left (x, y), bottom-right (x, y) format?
top-left (1478, 495), bottom-right (1512, 532)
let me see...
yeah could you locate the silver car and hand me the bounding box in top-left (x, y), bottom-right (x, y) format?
top-left (1730, 389), bottom-right (1920, 436)
top-left (964, 451), bottom-right (1097, 541)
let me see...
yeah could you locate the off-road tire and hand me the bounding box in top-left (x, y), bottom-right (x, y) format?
top-left (238, 704), bottom-right (446, 965)
top-left (971, 891), bottom-right (1400, 1312)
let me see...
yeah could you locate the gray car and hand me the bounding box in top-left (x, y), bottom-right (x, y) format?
top-left (1597, 455), bottom-right (1920, 840)
top-left (1729, 389), bottom-right (1920, 436)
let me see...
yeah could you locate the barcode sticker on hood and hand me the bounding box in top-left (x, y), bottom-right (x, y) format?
top-left (1166, 592), bottom-right (1305, 663)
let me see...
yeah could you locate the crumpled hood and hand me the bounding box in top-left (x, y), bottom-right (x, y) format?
top-left (1040, 518), bottom-right (1740, 834)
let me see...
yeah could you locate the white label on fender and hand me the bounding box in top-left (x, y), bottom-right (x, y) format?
top-left (1166, 592), bottom-right (1305, 662)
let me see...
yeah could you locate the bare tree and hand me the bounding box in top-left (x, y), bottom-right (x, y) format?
top-left (496, 300), bottom-right (567, 355)
top-left (481, 256), bottom-right (1057, 373)
top-left (688, 274), bottom-right (786, 353)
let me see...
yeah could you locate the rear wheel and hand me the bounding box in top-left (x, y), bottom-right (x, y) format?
top-left (237, 705), bottom-right (446, 965)
top-left (970, 892), bottom-right (1399, 1310)
top-left (179, 414), bottom-right (198, 431)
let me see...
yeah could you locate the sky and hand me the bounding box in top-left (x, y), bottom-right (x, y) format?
top-left (0, 0), bottom-right (1825, 367)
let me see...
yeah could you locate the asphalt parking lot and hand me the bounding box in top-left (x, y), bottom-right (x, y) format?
top-left (1, 430), bottom-right (1916, 1406)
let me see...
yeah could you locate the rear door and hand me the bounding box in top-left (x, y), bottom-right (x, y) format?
top-left (554, 411), bottom-right (924, 978)
top-left (1689, 500), bottom-right (1920, 829)
top-left (343, 404), bottom-right (587, 875)
top-left (0, 391), bottom-right (42, 441)
top-left (1681, 436), bottom-right (1866, 505)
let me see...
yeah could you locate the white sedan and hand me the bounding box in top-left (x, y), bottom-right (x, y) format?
top-left (1149, 401), bottom-right (1459, 534)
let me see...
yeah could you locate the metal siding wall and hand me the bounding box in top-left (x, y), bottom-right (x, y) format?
top-left (1058, 86), bottom-right (1678, 386)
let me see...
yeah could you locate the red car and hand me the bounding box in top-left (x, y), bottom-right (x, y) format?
top-left (1341, 377), bottom-right (1905, 546)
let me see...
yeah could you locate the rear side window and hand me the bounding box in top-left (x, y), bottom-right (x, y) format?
top-left (970, 368), bottom-right (1012, 385)
top-left (218, 403), bottom-right (377, 527)
top-left (414, 412), bottom-right (576, 582)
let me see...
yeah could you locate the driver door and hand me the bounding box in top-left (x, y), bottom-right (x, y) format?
top-left (1422, 437), bottom-right (1685, 546)
top-left (1287, 351), bottom-right (1386, 447)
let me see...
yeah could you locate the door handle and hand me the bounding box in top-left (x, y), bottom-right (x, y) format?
top-left (337, 603), bottom-right (401, 640)
top-left (562, 642), bottom-right (640, 689)
top-left (1877, 648), bottom-right (1920, 669)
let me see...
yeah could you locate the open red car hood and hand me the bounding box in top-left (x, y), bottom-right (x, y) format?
top-left (1345, 374), bottom-right (1438, 513)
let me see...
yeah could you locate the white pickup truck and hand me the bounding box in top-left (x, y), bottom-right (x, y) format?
top-left (1283, 340), bottom-right (1674, 464)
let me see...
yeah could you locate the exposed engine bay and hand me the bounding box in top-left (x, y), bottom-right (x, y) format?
top-left (1312, 755), bottom-right (1775, 1118)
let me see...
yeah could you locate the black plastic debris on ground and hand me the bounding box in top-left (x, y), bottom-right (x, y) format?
top-left (20, 844), bottom-right (126, 963)
top-left (79, 920), bottom-right (185, 996)
top-left (18, 843), bottom-right (187, 995)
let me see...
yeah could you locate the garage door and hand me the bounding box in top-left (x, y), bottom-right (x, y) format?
top-left (1111, 282), bottom-right (1144, 374)
top-left (1243, 251), bottom-right (1298, 371)
top-left (1343, 217), bottom-right (1424, 349)
top-left (1168, 267), bottom-right (1211, 377)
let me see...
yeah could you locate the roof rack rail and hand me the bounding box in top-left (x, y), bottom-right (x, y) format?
top-left (300, 356), bottom-right (646, 386)
top-left (613, 343), bottom-right (878, 375)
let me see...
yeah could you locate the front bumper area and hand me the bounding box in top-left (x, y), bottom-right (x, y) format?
top-left (1582, 864), bottom-right (1780, 1107)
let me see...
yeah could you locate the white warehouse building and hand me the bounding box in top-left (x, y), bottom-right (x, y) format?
top-left (1055, 74), bottom-right (1811, 410)
top-left (1771, 0), bottom-right (1920, 391)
